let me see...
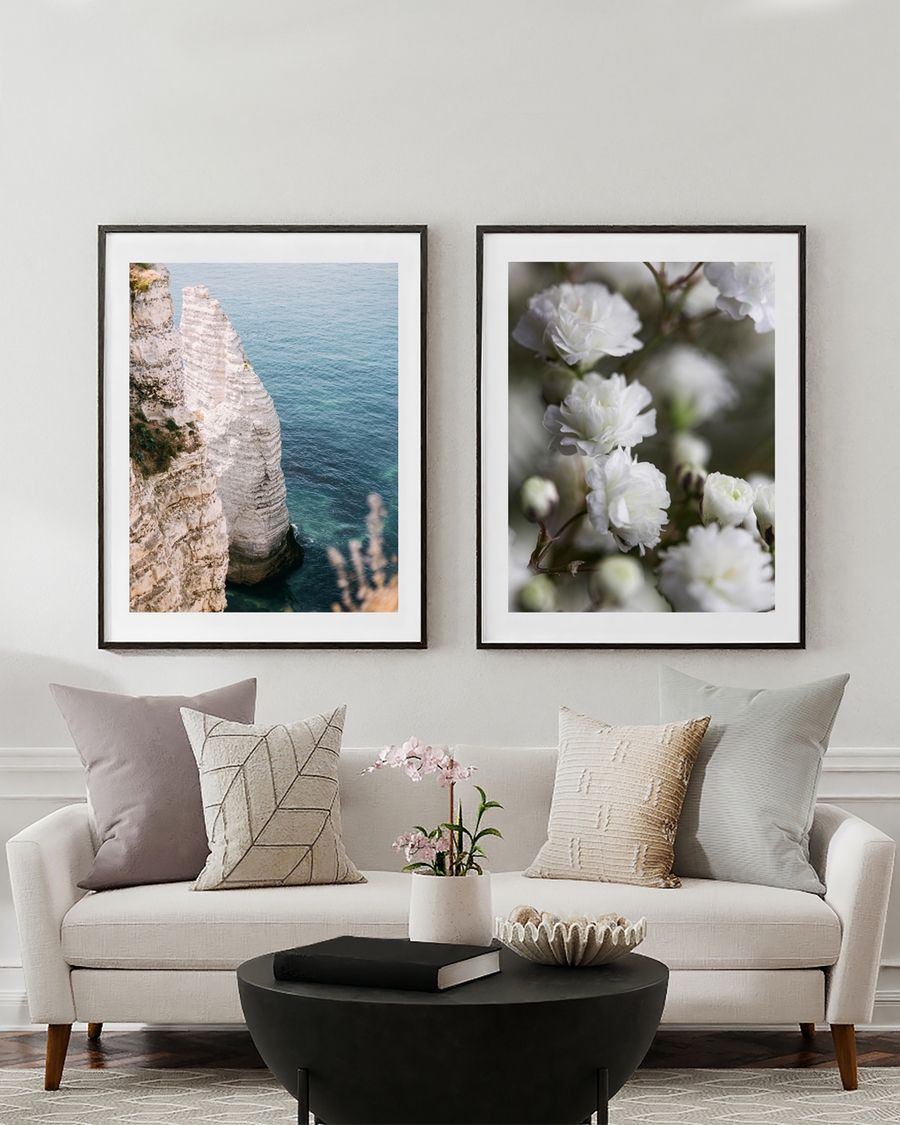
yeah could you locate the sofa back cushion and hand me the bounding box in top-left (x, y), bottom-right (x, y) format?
top-left (337, 746), bottom-right (558, 872)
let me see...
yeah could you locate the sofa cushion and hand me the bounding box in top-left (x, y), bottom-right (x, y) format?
top-left (492, 872), bottom-right (841, 970)
top-left (659, 667), bottom-right (850, 893)
top-left (181, 705), bottom-right (365, 890)
top-left (49, 679), bottom-right (258, 891)
top-left (525, 708), bottom-right (710, 888)
top-left (61, 870), bottom-right (842, 974)
top-left (62, 872), bottom-right (411, 970)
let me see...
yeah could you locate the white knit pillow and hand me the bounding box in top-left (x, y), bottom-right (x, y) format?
top-left (180, 704), bottom-right (365, 891)
top-left (526, 707), bottom-right (710, 889)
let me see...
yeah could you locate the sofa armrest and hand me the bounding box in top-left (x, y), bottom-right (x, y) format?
top-left (6, 803), bottom-right (95, 1024)
top-left (809, 802), bottom-right (895, 1025)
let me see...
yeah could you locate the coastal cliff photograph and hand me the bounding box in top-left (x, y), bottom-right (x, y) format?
top-left (100, 227), bottom-right (426, 647)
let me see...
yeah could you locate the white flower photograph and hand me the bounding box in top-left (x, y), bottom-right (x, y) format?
top-left (478, 227), bottom-right (804, 648)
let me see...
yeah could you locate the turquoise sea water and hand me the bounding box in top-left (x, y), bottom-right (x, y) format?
top-left (167, 262), bottom-right (399, 613)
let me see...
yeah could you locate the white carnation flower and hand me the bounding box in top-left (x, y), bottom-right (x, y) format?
top-left (512, 282), bottom-right (643, 368)
top-left (542, 372), bottom-right (657, 458)
top-left (586, 449), bottom-right (670, 555)
top-left (753, 481), bottom-right (775, 545)
top-left (701, 472), bottom-right (755, 527)
top-left (643, 344), bottom-right (737, 429)
top-left (658, 524), bottom-right (775, 612)
top-left (703, 262), bottom-right (776, 334)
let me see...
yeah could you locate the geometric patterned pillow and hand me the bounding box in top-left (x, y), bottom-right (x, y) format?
top-left (525, 707), bottom-right (710, 888)
top-left (179, 704), bottom-right (365, 890)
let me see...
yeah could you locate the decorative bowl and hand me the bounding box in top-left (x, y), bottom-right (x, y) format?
top-left (494, 909), bottom-right (647, 967)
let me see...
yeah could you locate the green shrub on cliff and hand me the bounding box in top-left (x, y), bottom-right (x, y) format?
top-left (130, 410), bottom-right (196, 476)
top-left (129, 263), bottom-right (159, 295)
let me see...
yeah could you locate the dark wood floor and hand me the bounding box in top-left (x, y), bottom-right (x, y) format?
top-left (2, 1027), bottom-right (900, 1072)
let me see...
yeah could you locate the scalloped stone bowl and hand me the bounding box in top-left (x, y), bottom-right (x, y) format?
top-left (494, 914), bottom-right (647, 967)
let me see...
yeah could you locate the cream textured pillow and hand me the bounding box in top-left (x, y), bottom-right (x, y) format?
top-left (526, 708), bottom-right (710, 888)
top-left (180, 705), bottom-right (365, 891)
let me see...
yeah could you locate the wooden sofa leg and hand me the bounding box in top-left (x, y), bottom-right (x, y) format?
top-left (831, 1024), bottom-right (858, 1090)
top-left (800, 1022), bottom-right (816, 1040)
top-left (44, 1024), bottom-right (72, 1090)
top-left (87, 1023), bottom-right (102, 1041)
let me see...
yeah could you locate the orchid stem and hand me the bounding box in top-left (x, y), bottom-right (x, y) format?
top-left (448, 769), bottom-right (455, 874)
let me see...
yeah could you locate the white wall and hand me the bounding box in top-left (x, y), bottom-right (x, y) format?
top-left (2, 0), bottom-right (899, 1024)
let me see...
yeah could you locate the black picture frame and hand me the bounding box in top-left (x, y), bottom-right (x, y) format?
top-left (477, 225), bottom-right (805, 649)
top-left (99, 224), bottom-right (427, 648)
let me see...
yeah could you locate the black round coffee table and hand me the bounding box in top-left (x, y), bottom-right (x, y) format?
top-left (238, 946), bottom-right (667, 1125)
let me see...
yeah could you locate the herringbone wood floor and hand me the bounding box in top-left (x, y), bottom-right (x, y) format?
top-left (1, 1027), bottom-right (899, 1072)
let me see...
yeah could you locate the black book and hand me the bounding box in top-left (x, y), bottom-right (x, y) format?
top-left (272, 935), bottom-right (502, 992)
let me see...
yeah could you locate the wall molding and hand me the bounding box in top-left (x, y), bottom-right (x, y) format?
top-left (2, 745), bottom-right (898, 768)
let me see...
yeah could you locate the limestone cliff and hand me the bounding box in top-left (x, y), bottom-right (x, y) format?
top-left (180, 285), bottom-right (303, 585)
top-left (129, 452), bottom-right (229, 612)
top-left (129, 264), bottom-right (186, 413)
top-left (128, 265), bottom-right (229, 613)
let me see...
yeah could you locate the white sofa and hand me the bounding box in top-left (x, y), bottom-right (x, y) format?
top-left (7, 745), bottom-right (895, 1093)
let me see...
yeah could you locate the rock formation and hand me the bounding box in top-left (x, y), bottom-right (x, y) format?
top-left (128, 265), bottom-right (229, 612)
top-left (180, 285), bottom-right (303, 585)
top-left (128, 265), bottom-right (185, 411)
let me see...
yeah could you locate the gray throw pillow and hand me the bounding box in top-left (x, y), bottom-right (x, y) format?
top-left (50, 679), bottom-right (257, 890)
top-left (659, 667), bottom-right (849, 893)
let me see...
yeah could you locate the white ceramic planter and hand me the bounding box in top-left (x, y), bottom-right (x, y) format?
top-left (407, 870), bottom-right (493, 945)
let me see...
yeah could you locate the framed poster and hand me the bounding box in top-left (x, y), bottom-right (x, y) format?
top-left (100, 225), bottom-right (426, 648)
top-left (477, 225), bottom-right (804, 648)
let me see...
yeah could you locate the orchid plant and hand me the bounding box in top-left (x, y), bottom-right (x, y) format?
top-left (365, 738), bottom-right (502, 876)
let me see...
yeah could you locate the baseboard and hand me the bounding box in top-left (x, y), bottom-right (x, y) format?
top-left (0, 990), bottom-right (31, 1030)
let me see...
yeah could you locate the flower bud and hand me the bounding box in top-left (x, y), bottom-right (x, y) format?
top-left (594, 555), bottom-right (644, 604)
top-left (517, 574), bottom-right (558, 612)
top-left (519, 476), bottom-right (559, 523)
top-left (701, 472), bottom-right (754, 527)
top-left (753, 482), bottom-right (775, 547)
top-left (675, 463), bottom-right (707, 499)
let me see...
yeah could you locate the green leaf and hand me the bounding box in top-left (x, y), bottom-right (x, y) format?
top-left (481, 800), bottom-right (503, 810)
top-left (475, 826), bottom-right (503, 839)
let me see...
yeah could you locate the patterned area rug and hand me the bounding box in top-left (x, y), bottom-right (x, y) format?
top-left (1, 1067), bottom-right (899, 1124)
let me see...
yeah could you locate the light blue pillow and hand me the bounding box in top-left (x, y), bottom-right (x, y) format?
top-left (659, 667), bottom-right (849, 893)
